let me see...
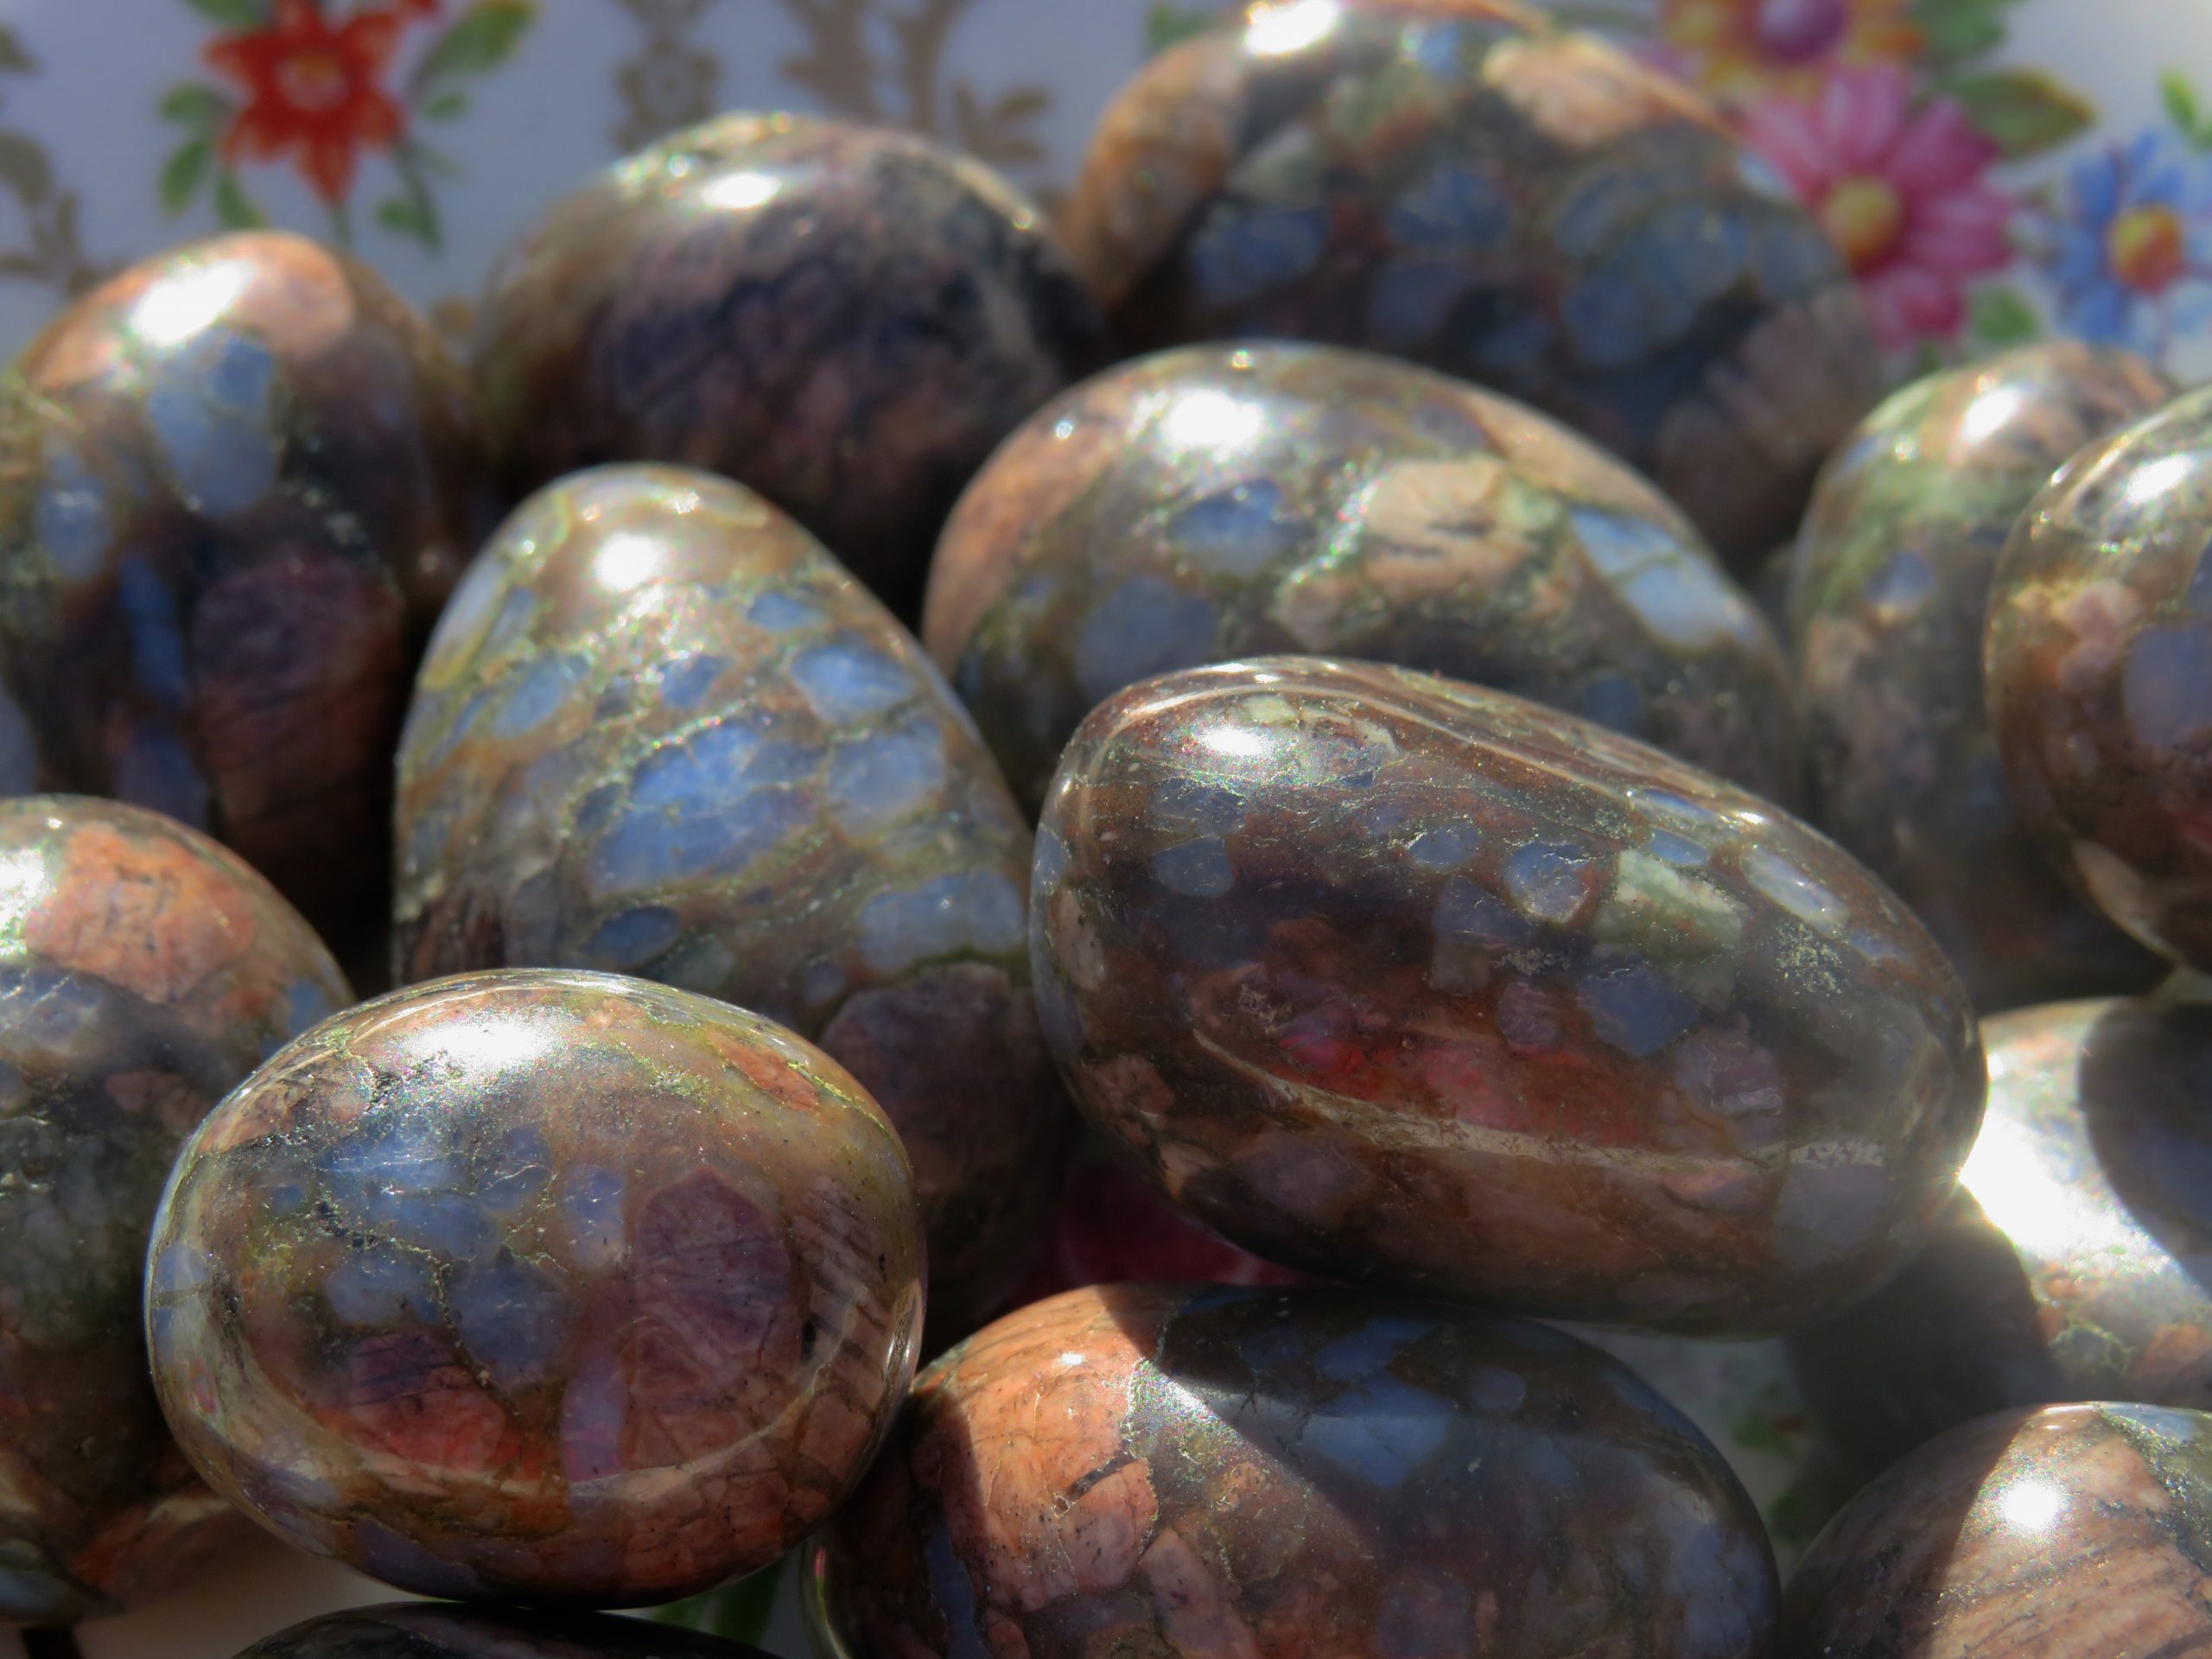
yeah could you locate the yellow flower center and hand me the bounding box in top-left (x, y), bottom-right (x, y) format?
top-left (1821, 175), bottom-right (1904, 271)
top-left (277, 50), bottom-right (352, 114)
top-left (2109, 204), bottom-right (2187, 294)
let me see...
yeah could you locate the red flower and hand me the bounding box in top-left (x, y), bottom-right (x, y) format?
top-left (207, 0), bottom-right (408, 203)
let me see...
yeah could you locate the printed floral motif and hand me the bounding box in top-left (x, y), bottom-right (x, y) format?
top-left (610, 0), bottom-right (723, 149)
top-left (159, 0), bottom-right (535, 250)
top-left (1745, 67), bottom-right (2012, 348)
top-left (0, 23), bottom-right (105, 302)
top-left (2038, 126), bottom-right (2212, 355)
top-left (773, 0), bottom-right (1056, 200)
top-left (1661, 0), bottom-right (1923, 97)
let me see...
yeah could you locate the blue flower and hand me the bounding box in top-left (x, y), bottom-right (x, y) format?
top-left (2041, 130), bottom-right (2212, 356)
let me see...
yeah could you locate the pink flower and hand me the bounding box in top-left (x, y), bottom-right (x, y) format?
top-left (1744, 65), bottom-right (2014, 348)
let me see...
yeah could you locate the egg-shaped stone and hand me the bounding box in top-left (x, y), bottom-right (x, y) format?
top-left (393, 465), bottom-right (1070, 1340)
top-left (1058, 0), bottom-right (1880, 569)
top-left (146, 969), bottom-right (925, 1605)
top-left (1789, 994), bottom-right (2212, 1479)
top-left (1779, 1402), bottom-right (2212, 1656)
top-left (1986, 381), bottom-right (2212, 970)
top-left (817, 1284), bottom-right (1777, 1659)
top-left (0, 795), bottom-right (347, 1624)
top-left (1794, 343), bottom-right (2172, 1011)
top-left (471, 114), bottom-right (1110, 619)
top-left (927, 341), bottom-right (1797, 812)
top-left (1033, 658), bottom-right (1984, 1333)
top-left (238, 1602), bottom-right (766, 1657)
top-left (0, 232), bottom-right (495, 932)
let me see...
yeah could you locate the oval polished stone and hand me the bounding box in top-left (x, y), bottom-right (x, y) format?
top-left (1058, 0), bottom-right (1880, 569)
top-left (1793, 343), bottom-right (2172, 1011)
top-left (0, 796), bottom-right (347, 1625)
top-left (1033, 658), bottom-right (1984, 1333)
top-left (146, 969), bottom-right (925, 1605)
top-left (0, 232), bottom-right (495, 931)
top-left (1789, 995), bottom-right (2212, 1479)
top-left (818, 1285), bottom-right (1777, 1659)
top-left (1779, 1402), bottom-right (2212, 1656)
top-left (238, 1602), bottom-right (767, 1657)
top-left (1986, 381), bottom-right (2212, 970)
top-left (472, 113), bottom-right (1111, 619)
top-left (927, 341), bottom-right (1797, 812)
top-left (393, 465), bottom-right (1070, 1339)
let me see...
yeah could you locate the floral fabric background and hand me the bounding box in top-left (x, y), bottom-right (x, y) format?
top-left (0, 0), bottom-right (2209, 378)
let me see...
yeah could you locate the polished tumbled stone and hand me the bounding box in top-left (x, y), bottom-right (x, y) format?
top-left (0, 795), bottom-right (346, 1624)
top-left (1058, 0), bottom-right (1880, 568)
top-left (148, 969), bottom-right (925, 1605)
top-left (1780, 1402), bottom-right (2212, 1656)
top-left (1791, 994), bottom-right (2212, 1478)
top-left (0, 231), bottom-right (494, 931)
top-left (927, 341), bottom-right (1797, 812)
top-left (821, 1284), bottom-right (1777, 1659)
top-left (1793, 342), bottom-right (2172, 1010)
top-left (394, 464), bottom-right (1069, 1338)
top-left (472, 113), bottom-right (1110, 618)
top-left (1033, 658), bottom-right (1985, 1333)
top-left (1986, 381), bottom-right (2212, 971)
top-left (237, 1602), bottom-right (768, 1657)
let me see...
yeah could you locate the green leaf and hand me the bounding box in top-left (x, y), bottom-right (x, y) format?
top-left (1910, 0), bottom-right (2022, 68)
top-left (160, 138), bottom-right (212, 213)
top-left (651, 1560), bottom-right (783, 1643)
top-left (1970, 283), bottom-right (2039, 345)
top-left (0, 133), bottom-right (48, 205)
top-left (415, 0), bottom-right (534, 87)
top-left (160, 82), bottom-right (229, 128)
top-left (213, 170), bottom-right (264, 230)
top-left (420, 89), bottom-right (470, 120)
top-left (375, 194), bottom-right (440, 251)
top-left (2164, 71), bottom-right (2202, 140)
top-left (185, 0), bottom-right (269, 28)
top-left (0, 26), bottom-right (35, 74)
top-left (1146, 2), bottom-right (1221, 54)
top-left (1948, 67), bottom-right (2096, 158)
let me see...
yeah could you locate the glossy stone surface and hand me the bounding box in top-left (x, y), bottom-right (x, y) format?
top-left (1059, 0), bottom-right (1880, 569)
top-left (821, 1285), bottom-right (1777, 1659)
top-left (1790, 995), bottom-right (2212, 1480)
top-left (0, 232), bottom-right (494, 931)
top-left (0, 795), bottom-right (347, 1625)
top-left (239, 1602), bottom-right (766, 1657)
top-left (1780, 1402), bottom-right (2212, 1656)
top-left (928, 341), bottom-right (1797, 812)
top-left (146, 969), bottom-right (925, 1605)
top-left (393, 465), bottom-right (1069, 1338)
top-left (472, 114), bottom-right (1110, 619)
top-left (1033, 658), bottom-right (1984, 1333)
top-left (1794, 343), bottom-right (2173, 1011)
top-left (1986, 382), bottom-right (2212, 970)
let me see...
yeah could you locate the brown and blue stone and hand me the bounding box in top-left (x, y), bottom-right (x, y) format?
top-left (145, 969), bottom-right (925, 1605)
top-left (238, 1602), bottom-right (768, 1657)
top-left (1792, 343), bottom-right (2173, 1011)
top-left (393, 465), bottom-right (1070, 1339)
top-left (1986, 381), bottom-right (2212, 971)
top-left (1033, 658), bottom-right (1985, 1334)
top-left (814, 1284), bottom-right (1777, 1659)
top-left (471, 113), bottom-right (1111, 619)
top-left (1780, 1402), bottom-right (2212, 1656)
top-left (1789, 995), bottom-right (2212, 1481)
top-left (0, 795), bottom-right (348, 1625)
top-left (1058, 0), bottom-right (1881, 569)
top-left (926, 341), bottom-right (1798, 812)
top-left (0, 231), bottom-right (496, 933)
